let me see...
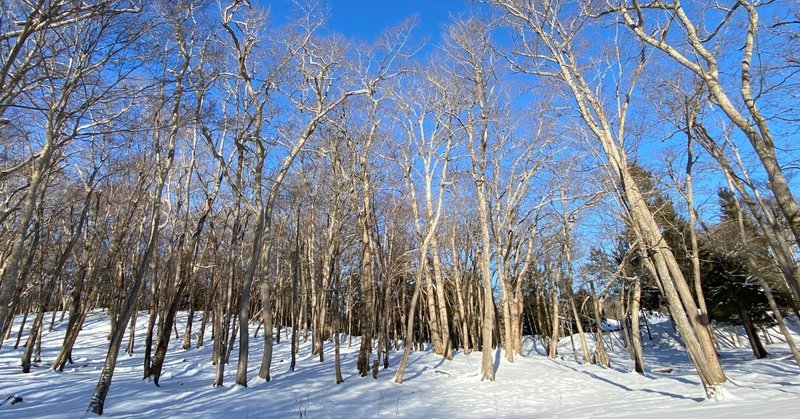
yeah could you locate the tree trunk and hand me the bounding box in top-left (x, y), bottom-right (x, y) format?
top-left (258, 280), bottom-right (274, 381)
top-left (430, 236), bottom-right (451, 358)
top-left (0, 138), bottom-right (56, 332)
top-left (548, 279), bottom-right (560, 359)
top-left (724, 185), bottom-right (800, 368)
top-left (182, 301), bottom-right (194, 351)
top-left (491, 0), bottom-right (729, 397)
top-left (234, 202), bottom-right (265, 387)
top-left (21, 285), bottom-right (54, 373)
top-left (142, 290), bottom-right (159, 377)
top-left (53, 289), bottom-right (98, 372)
top-left (333, 277), bottom-right (344, 384)
top-left (13, 301), bottom-right (31, 350)
top-left (629, 278), bottom-right (645, 374)
top-left (589, 282), bottom-right (610, 368)
top-left (740, 308), bottom-right (768, 359)
top-left (454, 270), bottom-right (470, 356)
top-left (394, 260), bottom-right (424, 383)
top-left (569, 296), bottom-right (591, 364)
top-left (695, 123), bottom-right (800, 304)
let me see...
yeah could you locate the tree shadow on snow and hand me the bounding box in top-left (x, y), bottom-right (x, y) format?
top-left (404, 352), bottom-right (447, 382)
top-left (493, 347), bottom-right (502, 375)
top-left (725, 378), bottom-right (800, 395)
top-left (560, 363), bottom-right (704, 402)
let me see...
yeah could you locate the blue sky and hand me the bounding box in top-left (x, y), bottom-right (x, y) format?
top-left (262, 0), bottom-right (469, 43)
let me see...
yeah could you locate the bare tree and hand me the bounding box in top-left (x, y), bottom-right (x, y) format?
top-left (0, 1), bottom-right (142, 338)
top-left (87, 2), bottom-right (189, 412)
top-left (609, 0), bottom-right (800, 249)
top-left (491, 0), bottom-right (728, 398)
top-left (444, 16), bottom-right (501, 380)
top-left (393, 65), bottom-right (456, 381)
top-left (212, 1), bottom-right (407, 386)
top-left (21, 163), bottom-right (99, 373)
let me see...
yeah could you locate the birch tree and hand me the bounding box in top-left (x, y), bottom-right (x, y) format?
top-left (444, 16), bottom-right (501, 380)
top-left (0, 0), bottom-right (143, 340)
top-left (491, 0), bottom-right (728, 399)
top-left (87, 2), bottom-right (189, 413)
top-left (393, 66), bottom-right (456, 381)
top-left (607, 0), bottom-right (800, 250)
top-left (213, 1), bottom-right (407, 386)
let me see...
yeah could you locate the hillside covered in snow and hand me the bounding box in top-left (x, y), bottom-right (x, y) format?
top-left (1, 311), bottom-right (799, 418)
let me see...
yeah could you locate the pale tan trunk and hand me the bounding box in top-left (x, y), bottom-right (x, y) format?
top-left (683, 132), bottom-right (716, 347)
top-left (497, 267), bottom-right (515, 362)
top-left (511, 294), bottom-right (524, 355)
top-left (404, 159), bottom-right (444, 356)
top-left (475, 175), bottom-right (496, 380)
top-left (616, 1), bottom-right (800, 249)
top-left (588, 282), bottom-right (610, 368)
top-left (430, 236), bottom-right (451, 358)
top-left (569, 297), bottom-right (591, 364)
top-left (423, 267), bottom-right (443, 353)
top-left (356, 211), bottom-right (375, 377)
top-left (493, 0), bottom-right (729, 398)
top-left (452, 247), bottom-right (471, 355)
top-left (258, 281), bottom-right (274, 381)
top-left (563, 217), bottom-right (590, 363)
top-left (0, 137), bottom-right (56, 330)
top-left (548, 283), bottom-right (560, 359)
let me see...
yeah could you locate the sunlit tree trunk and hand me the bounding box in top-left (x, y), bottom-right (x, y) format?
top-left (614, 0), bottom-right (800, 247)
top-left (492, 0), bottom-right (727, 398)
top-left (629, 276), bottom-right (645, 374)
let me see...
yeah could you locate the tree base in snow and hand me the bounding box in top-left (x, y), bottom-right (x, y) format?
top-left (1, 395), bottom-right (23, 406)
top-left (705, 384), bottom-right (734, 401)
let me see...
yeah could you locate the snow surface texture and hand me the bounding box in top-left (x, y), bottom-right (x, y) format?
top-left (1, 311), bottom-right (799, 418)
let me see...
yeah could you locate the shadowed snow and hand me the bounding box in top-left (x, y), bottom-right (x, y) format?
top-left (1, 311), bottom-right (799, 417)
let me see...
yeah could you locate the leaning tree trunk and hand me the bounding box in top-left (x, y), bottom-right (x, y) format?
top-left (25, 168), bottom-right (95, 372)
top-left (612, 0), bottom-right (800, 253)
top-left (394, 258), bottom-right (424, 383)
top-left (21, 282), bottom-right (55, 373)
top-left (724, 186), bottom-right (800, 368)
top-left (694, 123), bottom-right (800, 304)
top-left (740, 308), bottom-right (768, 359)
top-left (617, 162), bottom-right (727, 398)
top-left (53, 288), bottom-right (97, 371)
top-left (149, 267), bottom-right (191, 385)
top-left (0, 137), bottom-right (56, 333)
top-left (86, 178), bottom-right (171, 414)
top-left (569, 297), bottom-right (591, 364)
top-left (87, 35), bottom-right (188, 412)
top-left (490, 0), bottom-right (728, 398)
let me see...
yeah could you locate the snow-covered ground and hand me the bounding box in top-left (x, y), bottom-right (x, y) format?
top-left (1, 311), bottom-right (799, 418)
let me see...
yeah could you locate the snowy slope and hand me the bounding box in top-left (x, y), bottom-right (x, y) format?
top-left (1, 311), bottom-right (799, 418)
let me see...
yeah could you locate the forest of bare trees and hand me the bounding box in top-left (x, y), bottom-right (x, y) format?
top-left (0, 0), bottom-right (798, 414)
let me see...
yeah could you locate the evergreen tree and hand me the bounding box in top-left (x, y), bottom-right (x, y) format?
top-left (700, 188), bottom-right (793, 359)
